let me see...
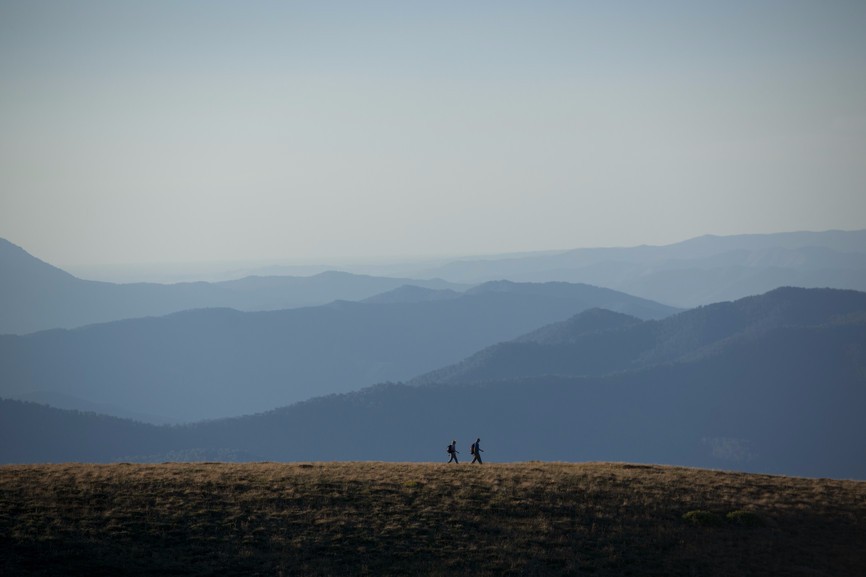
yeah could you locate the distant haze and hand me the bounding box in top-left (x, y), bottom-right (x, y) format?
top-left (1, 1), bottom-right (865, 267)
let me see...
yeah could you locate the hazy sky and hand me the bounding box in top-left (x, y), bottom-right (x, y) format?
top-left (2, 1), bottom-right (865, 267)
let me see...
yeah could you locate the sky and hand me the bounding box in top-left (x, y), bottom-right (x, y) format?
top-left (1, 1), bottom-right (865, 268)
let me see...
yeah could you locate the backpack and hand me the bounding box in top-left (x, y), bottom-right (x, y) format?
top-left (447, 445), bottom-right (453, 454)
top-left (470, 443), bottom-right (476, 455)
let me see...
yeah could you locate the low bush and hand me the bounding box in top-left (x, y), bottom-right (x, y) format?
top-left (726, 509), bottom-right (764, 527)
top-left (682, 509), bottom-right (724, 526)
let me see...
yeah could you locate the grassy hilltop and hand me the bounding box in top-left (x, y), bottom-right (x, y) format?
top-left (2, 462), bottom-right (865, 576)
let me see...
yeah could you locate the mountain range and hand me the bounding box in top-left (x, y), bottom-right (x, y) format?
top-left (4, 229), bottom-right (866, 334)
top-left (0, 279), bottom-right (677, 423)
top-left (3, 287), bottom-right (864, 479)
top-left (0, 238), bottom-right (465, 335)
top-left (412, 285), bottom-right (866, 384)
top-left (411, 229), bottom-right (866, 307)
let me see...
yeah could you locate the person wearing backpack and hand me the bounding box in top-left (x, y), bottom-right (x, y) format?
top-left (447, 440), bottom-right (459, 463)
top-left (471, 438), bottom-right (484, 464)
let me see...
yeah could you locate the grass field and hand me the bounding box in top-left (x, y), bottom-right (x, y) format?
top-left (2, 461), bottom-right (865, 576)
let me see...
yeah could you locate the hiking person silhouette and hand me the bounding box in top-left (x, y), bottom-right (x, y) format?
top-left (471, 438), bottom-right (484, 464)
top-left (447, 440), bottom-right (459, 463)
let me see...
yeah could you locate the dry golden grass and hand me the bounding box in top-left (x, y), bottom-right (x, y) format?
top-left (2, 461), bottom-right (865, 576)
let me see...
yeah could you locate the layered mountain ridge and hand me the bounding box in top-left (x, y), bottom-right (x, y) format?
top-left (3, 286), bottom-right (864, 479)
top-left (0, 238), bottom-right (465, 335)
top-left (413, 286), bottom-right (866, 385)
top-left (0, 278), bottom-right (676, 422)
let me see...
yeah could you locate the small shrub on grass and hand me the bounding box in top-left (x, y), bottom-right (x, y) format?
top-left (682, 510), bottom-right (723, 527)
top-left (726, 509), bottom-right (764, 527)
